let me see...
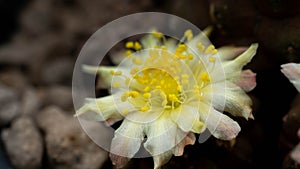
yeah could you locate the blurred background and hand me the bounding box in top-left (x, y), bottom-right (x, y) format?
top-left (0, 0), bottom-right (300, 169)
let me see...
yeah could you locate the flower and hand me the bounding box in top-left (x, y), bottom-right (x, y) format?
top-left (75, 27), bottom-right (258, 169)
top-left (281, 63), bottom-right (300, 92)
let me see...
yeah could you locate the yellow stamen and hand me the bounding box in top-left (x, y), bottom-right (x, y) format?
top-left (197, 42), bottom-right (205, 52)
top-left (141, 106), bottom-right (150, 112)
top-left (110, 70), bottom-right (122, 75)
top-left (184, 29), bottom-right (193, 41)
top-left (182, 74), bottom-right (189, 79)
top-left (188, 54), bottom-right (194, 60)
top-left (132, 57), bottom-right (143, 65)
top-left (122, 109), bottom-right (129, 114)
top-left (144, 86), bottom-right (150, 92)
top-left (176, 44), bottom-right (187, 53)
top-left (143, 93), bottom-right (151, 99)
top-left (161, 45), bottom-right (167, 50)
top-left (130, 67), bottom-right (139, 75)
top-left (125, 77), bottom-right (131, 85)
top-left (169, 94), bottom-right (179, 102)
top-left (200, 72), bottom-right (210, 83)
top-left (134, 42), bottom-right (142, 50)
top-left (121, 92), bottom-right (129, 102)
top-left (125, 41), bottom-right (134, 48)
top-left (129, 91), bottom-right (139, 98)
top-left (125, 50), bottom-right (132, 57)
top-left (209, 56), bottom-right (216, 63)
top-left (152, 29), bottom-right (163, 38)
top-left (205, 45), bottom-right (216, 54)
top-left (211, 49), bottom-right (218, 55)
top-left (112, 82), bottom-right (121, 88)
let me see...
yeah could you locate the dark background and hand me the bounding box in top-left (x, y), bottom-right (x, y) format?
top-left (0, 0), bottom-right (300, 169)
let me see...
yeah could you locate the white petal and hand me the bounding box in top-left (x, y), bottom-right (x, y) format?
top-left (202, 82), bottom-right (253, 119)
top-left (153, 150), bottom-right (173, 169)
top-left (174, 132), bottom-right (196, 156)
top-left (231, 69), bottom-right (257, 92)
top-left (141, 34), bottom-right (160, 49)
top-left (198, 103), bottom-right (241, 140)
top-left (171, 105), bottom-right (205, 133)
top-left (110, 119), bottom-right (145, 168)
top-left (82, 65), bottom-right (130, 89)
top-left (75, 95), bottom-right (124, 122)
top-left (223, 43), bottom-right (258, 75)
top-left (110, 50), bottom-right (126, 65)
top-left (187, 28), bottom-right (213, 54)
top-left (281, 63), bottom-right (300, 92)
top-left (144, 115), bottom-right (187, 156)
top-left (217, 46), bottom-right (247, 61)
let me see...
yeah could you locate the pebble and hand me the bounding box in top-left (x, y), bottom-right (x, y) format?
top-left (0, 84), bottom-right (21, 127)
top-left (36, 106), bottom-right (108, 169)
top-left (1, 116), bottom-right (43, 169)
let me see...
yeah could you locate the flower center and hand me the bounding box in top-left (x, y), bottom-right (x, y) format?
top-left (134, 68), bottom-right (182, 109)
top-left (111, 29), bottom-right (218, 114)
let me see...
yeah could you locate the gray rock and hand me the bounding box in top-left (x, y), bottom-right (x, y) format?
top-left (22, 88), bottom-right (40, 116)
top-left (1, 116), bottom-right (43, 169)
top-left (0, 70), bottom-right (29, 94)
top-left (0, 84), bottom-right (21, 126)
top-left (36, 106), bottom-right (107, 169)
top-left (38, 85), bottom-right (73, 111)
top-left (41, 57), bottom-right (74, 85)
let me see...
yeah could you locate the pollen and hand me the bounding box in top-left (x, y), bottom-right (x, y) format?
top-left (176, 44), bottom-right (187, 53)
top-left (200, 72), bottom-right (211, 83)
top-left (129, 91), bottom-right (139, 98)
top-left (132, 57), bottom-right (143, 65)
top-left (125, 50), bottom-right (132, 57)
top-left (125, 77), bottom-right (131, 85)
top-left (182, 74), bottom-right (189, 79)
top-left (125, 41), bottom-right (134, 48)
top-left (143, 93), bottom-right (151, 99)
top-left (188, 54), bottom-right (194, 60)
top-left (184, 29), bottom-right (193, 41)
top-left (121, 109), bottom-right (129, 114)
top-left (168, 94), bottom-right (179, 102)
top-left (130, 67), bottom-right (139, 75)
top-left (209, 56), bottom-right (216, 63)
top-left (144, 86), bottom-right (150, 92)
top-left (156, 85), bottom-right (162, 89)
top-left (152, 29), bottom-right (163, 38)
top-left (121, 92), bottom-right (129, 102)
top-left (161, 45), bottom-right (167, 50)
top-left (205, 45), bottom-right (216, 54)
top-left (197, 42), bottom-right (205, 52)
top-left (140, 106), bottom-right (150, 112)
top-left (110, 70), bottom-right (122, 75)
top-left (112, 82), bottom-right (121, 88)
top-left (134, 42), bottom-right (142, 50)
